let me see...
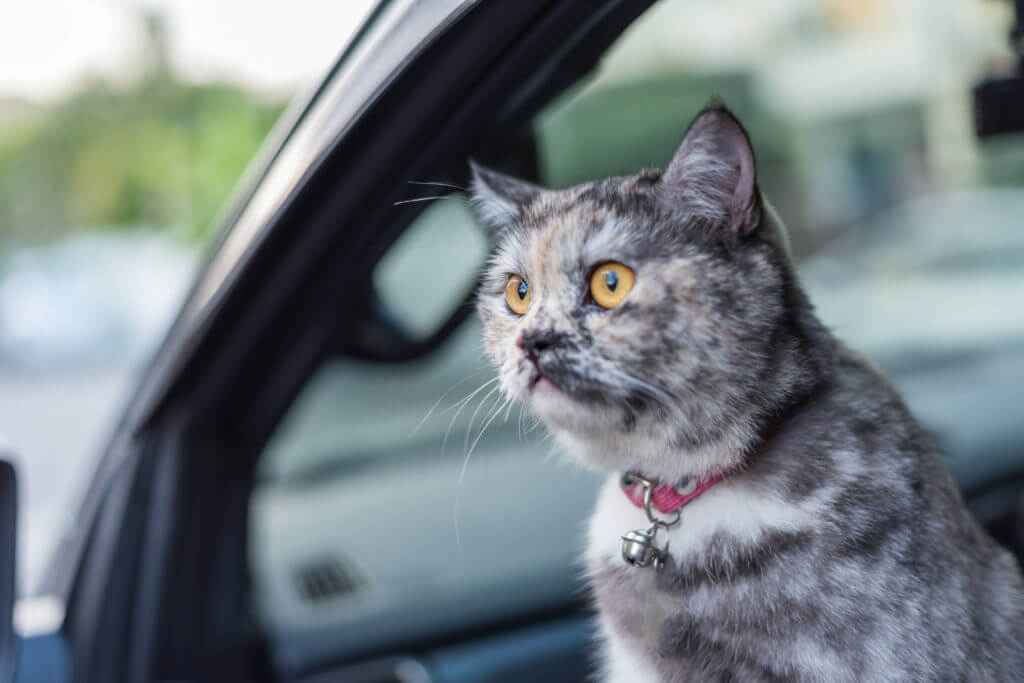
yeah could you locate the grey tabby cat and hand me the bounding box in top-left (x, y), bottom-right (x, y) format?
top-left (469, 103), bottom-right (1024, 682)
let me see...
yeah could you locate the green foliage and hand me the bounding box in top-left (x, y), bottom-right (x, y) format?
top-left (0, 76), bottom-right (285, 247)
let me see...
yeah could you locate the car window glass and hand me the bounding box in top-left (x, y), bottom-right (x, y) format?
top-left (375, 197), bottom-right (486, 339)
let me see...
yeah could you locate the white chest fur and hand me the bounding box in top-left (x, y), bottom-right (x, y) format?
top-left (585, 473), bottom-right (816, 682)
top-left (587, 473), bottom-right (812, 567)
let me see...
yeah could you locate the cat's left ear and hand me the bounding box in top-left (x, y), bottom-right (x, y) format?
top-left (659, 103), bottom-right (761, 236)
top-left (469, 161), bottom-right (543, 238)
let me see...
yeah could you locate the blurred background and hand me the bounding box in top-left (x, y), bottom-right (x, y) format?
top-left (0, 0), bottom-right (376, 595)
top-left (4, 0), bottom-right (1024, 606)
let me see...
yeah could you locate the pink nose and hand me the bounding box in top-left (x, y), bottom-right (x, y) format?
top-left (515, 334), bottom-right (524, 349)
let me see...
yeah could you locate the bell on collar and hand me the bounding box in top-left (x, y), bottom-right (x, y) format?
top-left (621, 525), bottom-right (667, 570)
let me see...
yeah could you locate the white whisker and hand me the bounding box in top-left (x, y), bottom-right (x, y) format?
top-left (393, 195), bottom-right (469, 207)
top-left (463, 386), bottom-right (501, 453)
top-left (517, 402), bottom-right (527, 443)
top-left (442, 378), bottom-right (499, 455)
top-left (409, 180), bottom-right (467, 192)
top-left (443, 376), bottom-right (499, 416)
top-left (454, 390), bottom-right (506, 551)
top-left (411, 370), bottom-right (484, 437)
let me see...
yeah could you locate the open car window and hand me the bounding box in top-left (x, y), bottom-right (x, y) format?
top-left (250, 198), bottom-right (603, 658)
top-left (247, 0), bottom-right (1024, 673)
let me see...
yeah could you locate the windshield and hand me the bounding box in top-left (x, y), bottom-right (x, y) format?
top-left (0, 0), bottom-right (379, 596)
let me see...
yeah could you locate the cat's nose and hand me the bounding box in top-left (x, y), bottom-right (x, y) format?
top-left (518, 329), bottom-right (562, 357)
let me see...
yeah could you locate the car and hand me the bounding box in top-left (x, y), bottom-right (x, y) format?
top-left (2, 1), bottom-right (1023, 682)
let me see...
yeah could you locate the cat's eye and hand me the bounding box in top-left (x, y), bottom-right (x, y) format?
top-left (505, 274), bottom-right (531, 315)
top-left (589, 262), bottom-right (634, 309)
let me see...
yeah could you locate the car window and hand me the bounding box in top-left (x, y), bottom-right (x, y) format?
top-left (248, 0), bottom-right (1023, 646)
top-left (257, 200), bottom-right (488, 486)
top-left (251, 198), bottom-right (602, 638)
top-left (375, 198), bottom-right (486, 339)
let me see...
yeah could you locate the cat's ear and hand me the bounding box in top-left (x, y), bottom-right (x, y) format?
top-left (469, 161), bottom-right (542, 238)
top-left (660, 103), bottom-right (761, 236)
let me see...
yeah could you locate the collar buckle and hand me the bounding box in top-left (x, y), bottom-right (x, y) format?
top-left (620, 472), bottom-right (680, 571)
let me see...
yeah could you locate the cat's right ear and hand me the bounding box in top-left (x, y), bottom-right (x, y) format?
top-left (469, 161), bottom-right (542, 239)
top-left (659, 103), bottom-right (761, 236)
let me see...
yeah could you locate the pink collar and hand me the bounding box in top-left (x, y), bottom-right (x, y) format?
top-left (621, 470), bottom-right (731, 514)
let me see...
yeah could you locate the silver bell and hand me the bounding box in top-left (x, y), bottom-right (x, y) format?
top-left (621, 528), bottom-right (666, 569)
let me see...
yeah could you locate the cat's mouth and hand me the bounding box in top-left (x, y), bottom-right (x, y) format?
top-left (526, 360), bottom-right (603, 403)
top-left (528, 370), bottom-right (558, 393)
top-left (532, 375), bottom-right (558, 393)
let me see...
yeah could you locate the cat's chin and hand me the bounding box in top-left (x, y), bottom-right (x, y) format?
top-left (527, 384), bottom-right (588, 431)
top-left (527, 388), bottom-right (624, 443)
top-left (518, 374), bottom-right (740, 479)
top-left (532, 375), bottom-right (559, 394)
top-left (527, 395), bottom-right (751, 480)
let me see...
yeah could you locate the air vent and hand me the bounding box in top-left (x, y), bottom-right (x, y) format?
top-left (294, 556), bottom-right (359, 604)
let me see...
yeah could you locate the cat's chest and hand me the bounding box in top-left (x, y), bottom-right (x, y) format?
top-left (585, 473), bottom-right (813, 643)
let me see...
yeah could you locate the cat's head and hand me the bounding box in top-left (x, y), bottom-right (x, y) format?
top-left (471, 104), bottom-right (811, 479)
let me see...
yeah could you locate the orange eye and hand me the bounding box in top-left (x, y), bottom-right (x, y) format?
top-left (505, 274), bottom-right (531, 315)
top-left (589, 262), bottom-right (634, 309)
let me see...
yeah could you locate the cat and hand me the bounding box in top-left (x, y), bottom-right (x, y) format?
top-left (469, 102), bottom-right (1024, 682)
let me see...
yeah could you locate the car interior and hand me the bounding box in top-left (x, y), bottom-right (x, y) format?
top-left (25, 1), bottom-right (1024, 682)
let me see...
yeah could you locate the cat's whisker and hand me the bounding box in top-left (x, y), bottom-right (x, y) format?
top-left (454, 391), bottom-right (507, 552)
top-left (442, 376), bottom-right (499, 416)
top-left (517, 402), bottom-right (527, 443)
top-left (473, 395), bottom-right (507, 448)
top-left (393, 195), bottom-right (470, 207)
top-left (408, 179), bottom-right (468, 192)
top-left (453, 386), bottom-right (499, 458)
top-left (463, 386), bottom-right (501, 454)
top-left (466, 394), bottom-right (506, 465)
top-left (526, 413), bottom-right (543, 434)
top-left (476, 390), bottom-right (505, 434)
top-left (411, 370), bottom-right (485, 437)
top-left (540, 435), bottom-right (559, 462)
top-left (442, 378), bottom-right (500, 456)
